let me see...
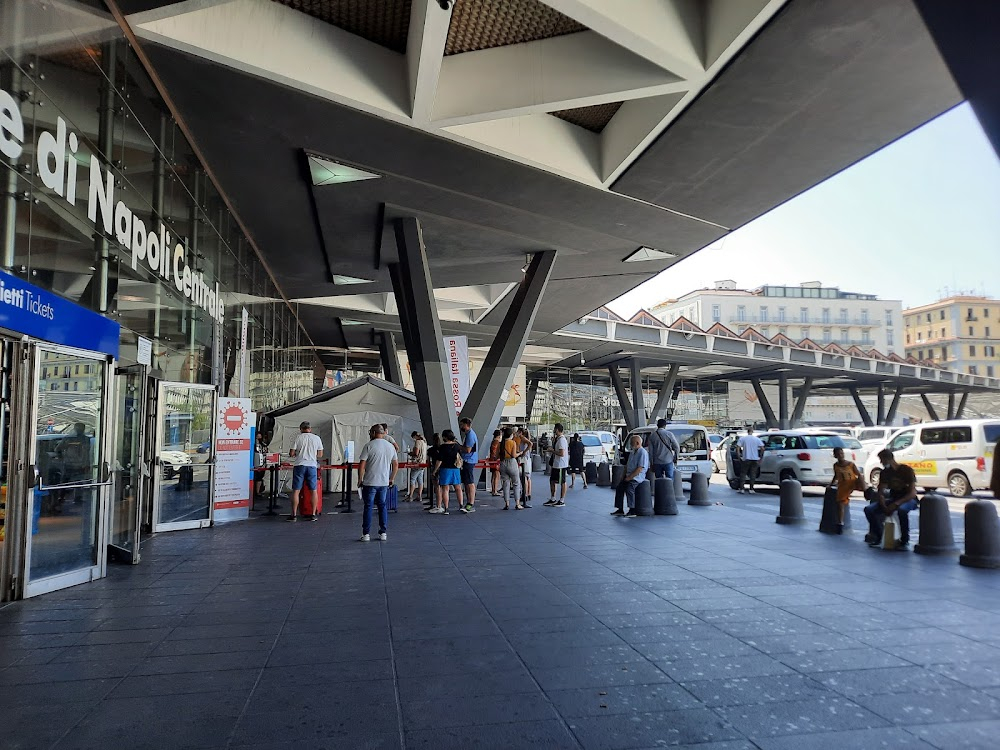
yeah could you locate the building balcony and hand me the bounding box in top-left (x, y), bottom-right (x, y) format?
top-left (726, 314), bottom-right (880, 327)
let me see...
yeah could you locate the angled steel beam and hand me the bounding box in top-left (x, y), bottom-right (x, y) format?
top-left (947, 392), bottom-right (956, 420)
top-left (388, 217), bottom-right (457, 438)
top-left (751, 378), bottom-right (777, 428)
top-left (629, 358), bottom-right (646, 428)
top-left (461, 251), bottom-right (557, 440)
top-left (778, 373), bottom-right (789, 429)
top-left (525, 376), bottom-right (541, 421)
top-left (885, 385), bottom-right (904, 424)
top-left (609, 366), bottom-right (636, 431)
top-left (876, 383), bottom-right (886, 425)
top-left (921, 394), bottom-right (940, 422)
top-left (849, 387), bottom-right (873, 427)
top-left (651, 364), bottom-right (679, 419)
top-left (790, 377), bottom-right (813, 427)
top-left (956, 391), bottom-right (970, 418)
top-left (376, 331), bottom-right (403, 386)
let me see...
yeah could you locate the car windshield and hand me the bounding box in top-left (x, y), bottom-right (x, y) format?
top-left (667, 428), bottom-right (708, 453)
top-left (580, 435), bottom-right (602, 447)
top-left (842, 437), bottom-right (862, 448)
top-left (802, 435), bottom-right (846, 449)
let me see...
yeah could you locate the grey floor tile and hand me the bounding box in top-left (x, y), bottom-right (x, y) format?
top-left (531, 661), bottom-right (672, 691)
top-left (659, 654), bottom-right (794, 682)
top-left (814, 666), bottom-right (968, 697)
top-left (401, 692), bottom-right (559, 730)
top-left (777, 647), bottom-right (911, 673)
top-left (566, 708), bottom-right (742, 750)
top-left (547, 682), bottom-right (702, 717)
top-left (925, 661), bottom-right (1000, 689)
top-left (715, 695), bottom-right (890, 738)
top-left (680, 674), bottom-right (832, 707)
top-left (863, 688), bottom-right (1000, 725)
top-left (406, 718), bottom-right (579, 749)
top-left (754, 727), bottom-right (936, 750)
top-left (905, 719), bottom-right (1000, 750)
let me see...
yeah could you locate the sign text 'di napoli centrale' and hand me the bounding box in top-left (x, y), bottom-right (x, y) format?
top-left (213, 398), bottom-right (254, 523)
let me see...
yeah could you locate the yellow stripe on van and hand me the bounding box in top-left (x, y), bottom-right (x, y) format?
top-left (903, 460), bottom-right (937, 475)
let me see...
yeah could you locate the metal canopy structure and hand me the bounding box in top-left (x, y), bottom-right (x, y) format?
top-left (113, 0), bottom-right (967, 370)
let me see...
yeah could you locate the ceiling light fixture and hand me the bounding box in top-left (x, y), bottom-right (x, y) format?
top-left (521, 254), bottom-right (531, 274)
top-left (623, 246), bottom-right (677, 263)
top-left (332, 274), bottom-right (374, 285)
top-left (307, 154), bottom-right (380, 186)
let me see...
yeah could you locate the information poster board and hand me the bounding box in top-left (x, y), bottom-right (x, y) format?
top-left (213, 397), bottom-right (254, 523)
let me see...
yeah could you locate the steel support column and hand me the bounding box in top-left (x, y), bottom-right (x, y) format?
top-left (377, 331), bottom-right (403, 386)
top-left (609, 366), bottom-right (636, 431)
top-left (921, 394), bottom-right (940, 422)
top-left (651, 364), bottom-right (679, 419)
top-left (790, 377), bottom-right (813, 427)
top-left (885, 385), bottom-right (904, 424)
top-left (629, 358), bottom-right (646, 429)
top-left (956, 391), bottom-right (970, 418)
top-left (388, 217), bottom-right (457, 438)
top-left (778, 373), bottom-right (789, 429)
top-left (460, 251), bottom-right (556, 441)
top-left (849, 387), bottom-right (873, 427)
top-left (525, 376), bottom-right (540, 421)
top-left (876, 384), bottom-right (886, 425)
top-left (750, 378), bottom-right (777, 428)
top-left (947, 392), bottom-right (956, 420)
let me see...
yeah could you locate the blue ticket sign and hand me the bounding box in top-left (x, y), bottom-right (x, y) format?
top-left (0, 268), bottom-right (120, 358)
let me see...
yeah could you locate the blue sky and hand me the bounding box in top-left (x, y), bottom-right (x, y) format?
top-left (609, 103), bottom-right (1000, 316)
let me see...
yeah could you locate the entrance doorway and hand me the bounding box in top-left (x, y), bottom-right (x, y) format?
top-left (151, 382), bottom-right (216, 532)
top-left (108, 365), bottom-right (147, 564)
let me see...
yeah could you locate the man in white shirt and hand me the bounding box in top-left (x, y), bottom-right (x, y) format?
top-left (545, 423), bottom-right (570, 507)
top-left (288, 421), bottom-right (323, 521)
top-left (357, 423), bottom-right (398, 542)
top-left (736, 428), bottom-right (766, 494)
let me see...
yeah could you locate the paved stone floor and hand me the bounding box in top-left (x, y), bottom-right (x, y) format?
top-left (4, 478), bottom-right (1000, 750)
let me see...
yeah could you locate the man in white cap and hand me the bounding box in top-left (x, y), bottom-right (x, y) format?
top-left (288, 421), bottom-right (323, 521)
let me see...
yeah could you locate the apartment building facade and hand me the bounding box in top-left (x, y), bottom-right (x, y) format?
top-left (904, 295), bottom-right (1000, 377)
top-left (650, 281), bottom-right (902, 353)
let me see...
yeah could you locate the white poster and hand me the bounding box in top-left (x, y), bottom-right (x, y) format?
top-left (444, 335), bottom-right (470, 414)
top-left (213, 398), bottom-right (253, 523)
top-left (501, 364), bottom-right (527, 419)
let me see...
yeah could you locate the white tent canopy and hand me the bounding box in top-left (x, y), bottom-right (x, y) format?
top-left (264, 376), bottom-right (421, 478)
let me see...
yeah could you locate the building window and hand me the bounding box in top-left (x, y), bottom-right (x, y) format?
top-left (986, 326), bottom-right (991, 337)
top-left (885, 309), bottom-right (893, 327)
top-left (969, 326), bottom-right (974, 336)
top-left (985, 308), bottom-right (990, 318)
top-left (823, 328), bottom-right (832, 342)
top-left (800, 307), bottom-right (808, 323)
top-left (801, 327), bottom-right (810, 340)
top-left (761, 326), bottom-right (770, 337)
top-left (969, 366), bottom-right (978, 375)
top-left (985, 345), bottom-right (996, 357)
top-left (939, 310), bottom-right (945, 320)
top-left (779, 326), bottom-right (788, 335)
top-left (736, 305), bottom-right (746, 322)
top-left (886, 330), bottom-right (893, 347)
top-left (970, 345), bottom-right (977, 356)
top-left (840, 328), bottom-right (849, 343)
top-left (862, 330), bottom-right (871, 344)
top-left (711, 304), bottom-right (721, 322)
top-left (777, 307), bottom-right (786, 322)
top-left (839, 308), bottom-right (848, 323)
top-left (988, 365), bottom-right (995, 377)
top-left (941, 328), bottom-right (945, 338)
top-left (861, 309), bottom-right (869, 324)
top-left (760, 306), bottom-right (768, 322)
top-left (822, 308), bottom-right (830, 324)
top-left (918, 350), bottom-right (923, 360)
top-left (968, 308), bottom-right (974, 320)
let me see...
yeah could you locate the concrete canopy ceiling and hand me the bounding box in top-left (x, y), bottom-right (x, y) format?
top-left (119, 0), bottom-right (962, 369)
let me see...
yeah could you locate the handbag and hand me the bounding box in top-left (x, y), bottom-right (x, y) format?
top-left (454, 450), bottom-right (464, 468)
top-left (881, 512), bottom-right (901, 550)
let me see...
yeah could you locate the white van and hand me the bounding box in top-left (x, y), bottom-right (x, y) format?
top-left (861, 419), bottom-right (1000, 497)
top-left (622, 424), bottom-right (713, 480)
top-left (854, 426), bottom-right (895, 445)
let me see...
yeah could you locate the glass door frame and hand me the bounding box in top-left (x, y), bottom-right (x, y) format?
top-left (22, 343), bottom-right (113, 599)
top-left (151, 381), bottom-right (217, 533)
top-left (0, 335), bottom-right (30, 602)
top-left (109, 364), bottom-right (147, 564)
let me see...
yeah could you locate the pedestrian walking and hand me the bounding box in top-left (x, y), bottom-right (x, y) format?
top-left (357, 424), bottom-right (398, 542)
top-left (735, 428), bottom-right (765, 494)
top-left (568, 433), bottom-right (588, 489)
top-left (498, 427), bottom-right (523, 509)
top-left (407, 431), bottom-right (427, 502)
top-left (430, 430), bottom-right (463, 514)
top-left (459, 417), bottom-right (479, 513)
top-left (544, 424), bottom-right (569, 506)
top-left (287, 421), bottom-right (323, 521)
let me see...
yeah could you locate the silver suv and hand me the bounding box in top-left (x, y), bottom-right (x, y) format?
top-left (725, 430), bottom-right (846, 489)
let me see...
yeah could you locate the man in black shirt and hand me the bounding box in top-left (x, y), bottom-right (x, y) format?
top-left (864, 449), bottom-right (918, 550)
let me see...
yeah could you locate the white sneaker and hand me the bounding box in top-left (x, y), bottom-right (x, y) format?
top-left (379, 532), bottom-right (387, 541)
top-left (736, 489), bottom-right (744, 494)
top-left (428, 507), bottom-right (444, 514)
top-left (748, 488), bottom-right (756, 494)
top-left (359, 534), bottom-right (370, 542)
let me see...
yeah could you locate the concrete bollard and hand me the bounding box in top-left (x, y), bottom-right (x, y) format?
top-left (611, 464), bottom-right (625, 489)
top-left (633, 480), bottom-right (653, 516)
top-left (596, 463), bottom-right (612, 487)
top-left (914, 493), bottom-right (958, 555)
top-left (532, 454), bottom-right (545, 473)
top-left (653, 477), bottom-right (678, 516)
top-left (959, 501), bottom-right (1000, 569)
top-left (688, 472), bottom-right (711, 506)
top-left (673, 470), bottom-right (684, 500)
top-left (818, 486), bottom-right (852, 534)
top-left (585, 462), bottom-right (598, 485)
top-left (776, 479), bottom-right (807, 525)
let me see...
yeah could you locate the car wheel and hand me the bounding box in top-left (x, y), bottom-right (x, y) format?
top-left (869, 468), bottom-right (881, 487)
top-left (711, 460), bottom-right (719, 474)
top-left (948, 471), bottom-right (971, 498)
top-left (779, 469), bottom-right (796, 483)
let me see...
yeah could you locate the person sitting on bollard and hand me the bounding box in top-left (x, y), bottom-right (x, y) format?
top-left (616, 434), bottom-right (649, 518)
top-left (828, 447), bottom-right (864, 535)
top-left (864, 448), bottom-right (918, 550)
top-left (648, 418), bottom-right (680, 479)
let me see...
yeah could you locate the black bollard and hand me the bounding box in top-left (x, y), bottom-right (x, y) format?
top-left (688, 472), bottom-right (711, 506)
top-left (914, 493), bottom-right (958, 555)
top-left (585, 462), bottom-right (598, 485)
top-left (776, 479), bottom-right (807, 525)
top-left (959, 501), bottom-right (1000, 568)
top-left (653, 477), bottom-right (678, 515)
top-left (818, 486), bottom-right (841, 534)
top-left (633, 480), bottom-right (653, 516)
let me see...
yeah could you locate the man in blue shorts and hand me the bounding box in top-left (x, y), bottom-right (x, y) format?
top-left (459, 417), bottom-right (479, 513)
top-left (288, 421), bottom-right (323, 521)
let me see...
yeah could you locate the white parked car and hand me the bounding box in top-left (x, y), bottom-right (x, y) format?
top-left (841, 436), bottom-right (870, 468)
top-left (623, 424), bottom-right (713, 480)
top-left (725, 430), bottom-right (847, 488)
top-left (160, 449), bottom-right (192, 479)
top-left (711, 434), bottom-right (736, 474)
top-left (854, 426), bottom-right (895, 445)
top-left (861, 419), bottom-right (1000, 497)
top-left (576, 432), bottom-right (612, 464)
